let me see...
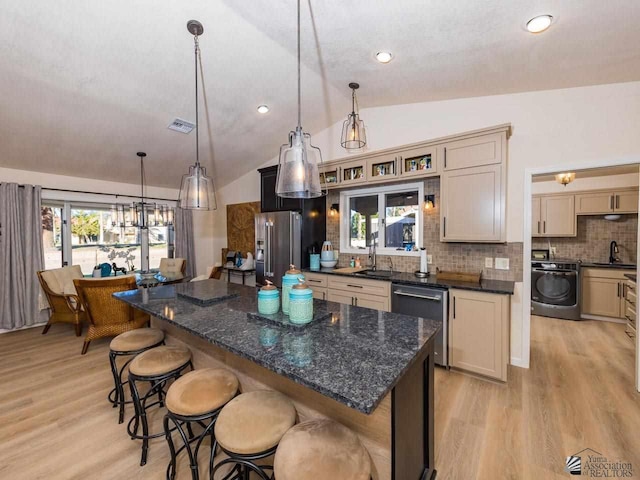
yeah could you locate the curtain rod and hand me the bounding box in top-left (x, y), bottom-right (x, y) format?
top-left (1, 183), bottom-right (177, 203)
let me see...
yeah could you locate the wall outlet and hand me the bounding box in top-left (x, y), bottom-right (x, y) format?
top-left (485, 257), bottom-right (493, 268)
top-left (550, 247), bottom-right (557, 255)
top-left (427, 254), bottom-right (433, 264)
top-left (495, 258), bottom-right (510, 270)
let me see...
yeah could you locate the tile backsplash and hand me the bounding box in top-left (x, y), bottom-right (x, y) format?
top-left (532, 214), bottom-right (638, 264)
top-left (326, 177), bottom-right (523, 282)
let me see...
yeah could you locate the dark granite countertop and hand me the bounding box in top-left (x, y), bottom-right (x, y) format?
top-left (625, 273), bottom-right (637, 281)
top-left (580, 262), bottom-right (637, 270)
top-left (114, 280), bottom-right (441, 415)
top-left (303, 267), bottom-right (515, 295)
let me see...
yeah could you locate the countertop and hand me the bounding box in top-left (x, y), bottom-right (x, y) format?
top-left (114, 280), bottom-right (441, 415)
top-left (303, 267), bottom-right (515, 295)
top-left (625, 273), bottom-right (637, 282)
top-left (580, 262), bottom-right (637, 270)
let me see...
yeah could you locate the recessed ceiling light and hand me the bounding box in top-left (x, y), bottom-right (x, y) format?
top-left (257, 105), bottom-right (270, 114)
top-left (375, 51), bottom-right (393, 64)
top-left (526, 15), bottom-right (553, 33)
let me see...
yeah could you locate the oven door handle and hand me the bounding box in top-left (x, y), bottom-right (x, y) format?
top-left (393, 291), bottom-right (441, 301)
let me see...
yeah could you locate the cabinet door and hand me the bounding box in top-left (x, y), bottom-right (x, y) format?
top-left (398, 145), bottom-right (438, 178)
top-left (319, 165), bottom-right (341, 189)
top-left (442, 132), bottom-right (504, 171)
top-left (354, 292), bottom-right (389, 312)
top-left (615, 191), bottom-right (639, 213)
top-left (441, 164), bottom-right (503, 242)
top-left (367, 153), bottom-right (399, 182)
top-left (327, 289), bottom-right (354, 306)
top-left (531, 196), bottom-right (541, 236)
top-left (340, 160), bottom-right (367, 186)
top-left (448, 289), bottom-right (508, 381)
top-left (581, 277), bottom-right (622, 318)
top-left (311, 287), bottom-right (327, 301)
top-left (575, 192), bottom-right (614, 215)
top-left (540, 195), bottom-right (575, 236)
top-left (260, 167), bottom-right (279, 212)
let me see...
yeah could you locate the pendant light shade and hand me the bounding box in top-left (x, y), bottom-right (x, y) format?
top-left (178, 20), bottom-right (217, 210)
top-left (179, 164), bottom-right (217, 209)
top-left (276, 127), bottom-right (323, 198)
top-left (275, 0), bottom-right (326, 199)
top-left (340, 82), bottom-right (367, 150)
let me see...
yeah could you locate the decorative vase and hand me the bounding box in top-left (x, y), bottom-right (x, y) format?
top-left (289, 280), bottom-right (314, 324)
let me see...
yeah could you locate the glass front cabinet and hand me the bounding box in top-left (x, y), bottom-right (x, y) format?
top-left (340, 160), bottom-right (367, 186)
top-left (397, 146), bottom-right (438, 178)
top-left (366, 153), bottom-right (399, 182)
top-left (319, 164), bottom-right (341, 188)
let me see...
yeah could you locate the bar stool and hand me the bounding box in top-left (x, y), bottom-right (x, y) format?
top-left (163, 368), bottom-right (239, 480)
top-left (109, 328), bottom-right (165, 424)
top-left (212, 390), bottom-right (297, 480)
top-left (128, 345), bottom-right (193, 466)
top-left (273, 418), bottom-right (371, 480)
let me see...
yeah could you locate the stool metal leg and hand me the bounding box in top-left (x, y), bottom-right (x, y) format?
top-left (211, 447), bottom-right (275, 480)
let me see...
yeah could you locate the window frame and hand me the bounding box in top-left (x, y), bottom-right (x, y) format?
top-left (339, 182), bottom-right (424, 257)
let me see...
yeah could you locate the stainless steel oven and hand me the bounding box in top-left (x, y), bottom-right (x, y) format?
top-left (391, 284), bottom-right (448, 367)
top-left (531, 260), bottom-right (581, 320)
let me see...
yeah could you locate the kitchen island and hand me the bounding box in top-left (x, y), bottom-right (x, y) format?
top-left (114, 279), bottom-right (441, 480)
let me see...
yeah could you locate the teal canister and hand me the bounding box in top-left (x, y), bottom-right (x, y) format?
top-left (282, 265), bottom-right (304, 315)
top-left (288, 280), bottom-right (314, 324)
top-left (257, 281), bottom-right (280, 315)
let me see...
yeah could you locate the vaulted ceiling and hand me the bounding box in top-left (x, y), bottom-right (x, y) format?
top-left (1, 1), bottom-right (639, 190)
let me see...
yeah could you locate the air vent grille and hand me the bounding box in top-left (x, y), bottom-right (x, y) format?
top-left (168, 118), bottom-right (195, 134)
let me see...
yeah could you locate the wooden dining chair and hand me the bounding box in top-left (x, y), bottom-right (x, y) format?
top-left (74, 276), bottom-right (149, 355)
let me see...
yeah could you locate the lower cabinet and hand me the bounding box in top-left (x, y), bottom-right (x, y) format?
top-left (448, 289), bottom-right (509, 382)
top-left (581, 268), bottom-right (634, 319)
top-left (305, 272), bottom-right (328, 301)
top-left (327, 275), bottom-right (391, 312)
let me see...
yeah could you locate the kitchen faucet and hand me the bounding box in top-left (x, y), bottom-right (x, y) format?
top-left (609, 241), bottom-right (620, 264)
top-left (369, 233), bottom-right (376, 270)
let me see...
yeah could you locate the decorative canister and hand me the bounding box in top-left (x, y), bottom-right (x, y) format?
top-left (257, 281), bottom-right (280, 315)
top-left (282, 265), bottom-right (304, 315)
top-left (289, 279), bottom-right (314, 325)
top-left (309, 253), bottom-right (320, 270)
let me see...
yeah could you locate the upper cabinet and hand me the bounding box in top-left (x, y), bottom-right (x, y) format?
top-left (367, 153), bottom-right (399, 182)
top-left (532, 195), bottom-right (576, 237)
top-left (575, 189), bottom-right (639, 215)
top-left (440, 131), bottom-right (508, 242)
top-left (442, 132), bottom-right (503, 171)
top-left (397, 145), bottom-right (438, 178)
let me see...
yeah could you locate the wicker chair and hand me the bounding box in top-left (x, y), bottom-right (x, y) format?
top-left (159, 258), bottom-right (187, 276)
top-left (38, 266), bottom-right (87, 336)
top-left (74, 276), bottom-right (150, 355)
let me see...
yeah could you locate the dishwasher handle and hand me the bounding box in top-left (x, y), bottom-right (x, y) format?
top-left (393, 290), bottom-right (442, 302)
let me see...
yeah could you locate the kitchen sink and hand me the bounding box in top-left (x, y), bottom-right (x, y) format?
top-left (354, 270), bottom-right (394, 278)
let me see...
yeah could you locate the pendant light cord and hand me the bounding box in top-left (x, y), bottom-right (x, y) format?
top-left (194, 34), bottom-right (200, 168)
top-left (351, 87), bottom-right (356, 115)
top-left (297, 0), bottom-right (301, 129)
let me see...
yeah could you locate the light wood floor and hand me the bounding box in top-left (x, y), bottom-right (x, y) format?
top-left (1, 316), bottom-right (639, 479)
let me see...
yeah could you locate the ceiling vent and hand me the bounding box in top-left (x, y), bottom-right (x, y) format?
top-left (168, 118), bottom-right (195, 134)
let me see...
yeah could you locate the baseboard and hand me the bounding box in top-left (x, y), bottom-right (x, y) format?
top-left (580, 314), bottom-right (626, 324)
top-left (0, 322), bottom-right (47, 335)
top-left (510, 356), bottom-right (529, 369)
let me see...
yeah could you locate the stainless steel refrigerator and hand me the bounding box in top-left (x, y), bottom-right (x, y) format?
top-left (255, 211), bottom-right (301, 288)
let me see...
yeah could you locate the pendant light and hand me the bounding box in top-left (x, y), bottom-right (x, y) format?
top-left (178, 20), bottom-right (217, 210)
top-left (275, 0), bottom-right (326, 199)
top-left (555, 172), bottom-right (576, 187)
top-left (340, 82), bottom-right (367, 150)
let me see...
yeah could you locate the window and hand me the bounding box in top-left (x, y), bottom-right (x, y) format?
top-left (340, 182), bottom-right (423, 256)
top-left (41, 200), bottom-right (173, 275)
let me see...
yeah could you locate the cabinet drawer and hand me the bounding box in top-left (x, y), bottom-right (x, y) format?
top-left (626, 282), bottom-right (636, 305)
top-left (328, 276), bottom-right (390, 297)
top-left (582, 268), bottom-right (635, 280)
top-left (304, 272), bottom-right (328, 288)
top-left (311, 287), bottom-right (328, 301)
top-left (625, 302), bottom-right (636, 322)
top-left (327, 289), bottom-right (390, 311)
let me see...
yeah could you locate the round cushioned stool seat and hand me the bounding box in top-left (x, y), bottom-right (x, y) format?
top-left (215, 390), bottom-right (296, 455)
top-left (165, 368), bottom-right (239, 416)
top-left (129, 345), bottom-right (191, 377)
top-left (274, 418), bottom-right (371, 480)
top-left (110, 328), bottom-right (164, 353)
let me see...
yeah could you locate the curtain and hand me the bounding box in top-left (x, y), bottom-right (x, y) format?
top-left (174, 207), bottom-right (196, 277)
top-left (0, 183), bottom-right (45, 330)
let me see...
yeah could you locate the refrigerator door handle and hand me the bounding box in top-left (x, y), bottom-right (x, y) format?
top-left (265, 221), bottom-right (273, 276)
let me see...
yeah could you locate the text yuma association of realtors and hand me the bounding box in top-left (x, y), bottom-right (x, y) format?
top-left (583, 453), bottom-right (633, 477)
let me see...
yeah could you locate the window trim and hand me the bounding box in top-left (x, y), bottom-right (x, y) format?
top-left (339, 182), bottom-right (424, 257)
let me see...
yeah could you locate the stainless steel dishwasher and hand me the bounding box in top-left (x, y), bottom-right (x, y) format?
top-left (391, 283), bottom-right (448, 367)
